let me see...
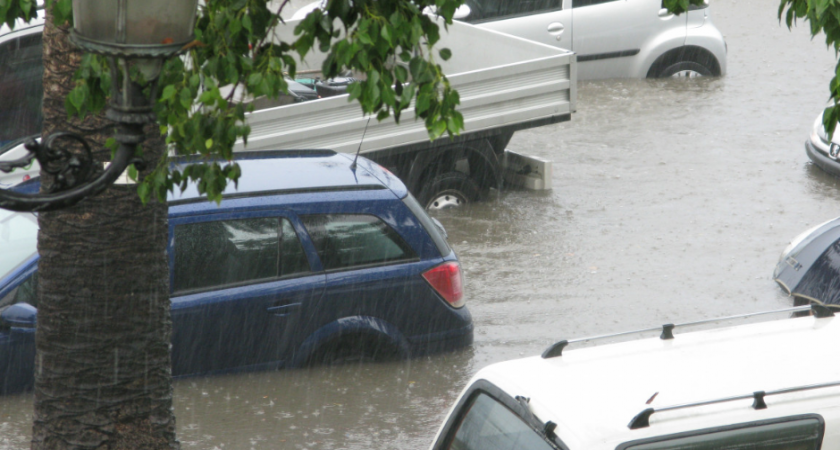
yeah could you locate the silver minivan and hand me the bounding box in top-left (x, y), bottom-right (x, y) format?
top-left (457, 0), bottom-right (727, 79)
top-left (292, 0), bottom-right (727, 80)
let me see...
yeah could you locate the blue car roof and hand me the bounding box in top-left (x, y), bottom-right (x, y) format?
top-left (169, 151), bottom-right (408, 204)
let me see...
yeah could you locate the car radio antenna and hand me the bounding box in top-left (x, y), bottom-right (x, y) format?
top-left (350, 116), bottom-right (371, 172)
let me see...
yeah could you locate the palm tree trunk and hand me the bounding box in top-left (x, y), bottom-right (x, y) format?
top-left (32, 7), bottom-right (178, 450)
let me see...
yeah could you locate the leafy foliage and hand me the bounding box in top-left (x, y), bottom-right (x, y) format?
top-left (661, 0), bottom-right (705, 15)
top-left (778, 0), bottom-right (840, 140)
top-left (1, 0), bottom-right (464, 203)
top-left (0, 0), bottom-right (37, 28)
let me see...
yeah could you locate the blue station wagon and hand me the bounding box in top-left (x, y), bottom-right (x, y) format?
top-left (0, 151), bottom-right (473, 394)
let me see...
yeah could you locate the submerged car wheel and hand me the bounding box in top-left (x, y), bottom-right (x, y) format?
top-left (419, 172), bottom-right (481, 211)
top-left (306, 334), bottom-right (401, 367)
top-left (647, 46), bottom-right (721, 79)
top-left (658, 61), bottom-right (713, 78)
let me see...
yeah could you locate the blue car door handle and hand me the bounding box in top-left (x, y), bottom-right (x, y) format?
top-left (267, 303), bottom-right (301, 318)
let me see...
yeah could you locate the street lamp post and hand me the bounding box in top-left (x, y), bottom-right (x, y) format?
top-left (0, 0), bottom-right (199, 212)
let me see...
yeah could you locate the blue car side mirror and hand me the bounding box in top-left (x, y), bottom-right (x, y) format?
top-left (1, 303), bottom-right (37, 328)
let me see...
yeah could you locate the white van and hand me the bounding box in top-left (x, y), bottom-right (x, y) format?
top-left (431, 304), bottom-right (840, 449)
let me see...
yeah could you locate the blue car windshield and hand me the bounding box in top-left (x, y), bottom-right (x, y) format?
top-left (0, 209), bottom-right (38, 281)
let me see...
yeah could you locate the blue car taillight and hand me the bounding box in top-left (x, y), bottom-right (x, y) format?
top-left (422, 262), bottom-right (464, 308)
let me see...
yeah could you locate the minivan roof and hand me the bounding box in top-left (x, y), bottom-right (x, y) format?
top-left (169, 150), bottom-right (407, 204)
top-left (470, 314), bottom-right (840, 450)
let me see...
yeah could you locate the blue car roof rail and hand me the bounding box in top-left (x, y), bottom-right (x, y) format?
top-left (167, 184), bottom-right (387, 206)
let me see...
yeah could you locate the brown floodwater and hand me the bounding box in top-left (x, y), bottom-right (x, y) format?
top-left (2, 0), bottom-right (840, 448)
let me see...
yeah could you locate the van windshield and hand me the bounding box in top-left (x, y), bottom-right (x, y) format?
top-left (0, 30), bottom-right (43, 154)
top-left (0, 209), bottom-right (38, 281)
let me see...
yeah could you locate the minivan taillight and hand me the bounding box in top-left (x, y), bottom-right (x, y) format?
top-left (422, 262), bottom-right (464, 308)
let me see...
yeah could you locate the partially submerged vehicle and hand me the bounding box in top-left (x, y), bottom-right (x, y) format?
top-left (1, 152), bottom-right (473, 395)
top-left (804, 109), bottom-right (840, 178)
top-left (431, 304), bottom-right (840, 450)
top-left (294, 0), bottom-right (727, 80)
top-left (774, 216), bottom-right (840, 306)
top-left (0, 14), bottom-right (573, 207)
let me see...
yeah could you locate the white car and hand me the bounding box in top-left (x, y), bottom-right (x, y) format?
top-left (293, 0), bottom-right (727, 80)
top-left (430, 305), bottom-right (840, 449)
top-left (804, 110), bottom-right (840, 177)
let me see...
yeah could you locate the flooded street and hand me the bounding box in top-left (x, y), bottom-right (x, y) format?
top-left (3, 0), bottom-right (840, 448)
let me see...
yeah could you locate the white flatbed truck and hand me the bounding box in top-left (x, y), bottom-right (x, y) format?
top-left (0, 16), bottom-right (575, 207)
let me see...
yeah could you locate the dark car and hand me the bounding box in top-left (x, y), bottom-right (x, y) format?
top-left (0, 151), bottom-right (472, 394)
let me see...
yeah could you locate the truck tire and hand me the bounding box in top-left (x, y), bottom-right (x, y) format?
top-left (418, 172), bottom-right (481, 210)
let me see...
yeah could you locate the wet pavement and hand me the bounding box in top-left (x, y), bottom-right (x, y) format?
top-left (3, 0), bottom-right (840, 448)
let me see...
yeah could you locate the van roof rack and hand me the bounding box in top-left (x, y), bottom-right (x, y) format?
top-left (627, 379), bottom-right (840, 429)
top-left (541, 303), bottom-right (835, 359)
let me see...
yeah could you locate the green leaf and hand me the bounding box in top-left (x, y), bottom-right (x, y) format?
top-left (439, 48), bottom-right (452, 61)
top-left (179, 88), bottom-right (193, 109)
top-left (430, 119), bottom-right (446, 139)
top-left (127, 164), bottom-right (138, 182)
top-left (394, 65), bottom-right (409, 83)
top-left (416, 91), bottom-right (431, 114)
top-left (161, 85), bottom-right (177, 101)
top-left (67, 84), bottom-right (87, 111)
top-left (381, 25), bottom-right (392, 45)
top-left (205, 138), bottom-right (214, 149)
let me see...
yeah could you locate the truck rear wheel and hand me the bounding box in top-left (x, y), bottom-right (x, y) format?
top-left (419, 172), bottom-right (481, 210)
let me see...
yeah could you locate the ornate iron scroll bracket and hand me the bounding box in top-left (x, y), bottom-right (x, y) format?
top-left (0, 138), bottom-right (137, 213)
top-left (0, 18), bottom-right (189, 213)
top-left (0, 61), bottom-right (158, 213)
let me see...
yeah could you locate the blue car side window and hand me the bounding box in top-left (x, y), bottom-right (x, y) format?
top-left (0, 272), bottom-right (38, 309)
top-left (301, 214), bottom-right (417, 271)
top-left (173, 217), bottom-right (311, 293)
top-left (174, 217), bottom-right (280, 292)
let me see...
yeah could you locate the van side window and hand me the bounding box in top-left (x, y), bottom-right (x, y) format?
top-left (174, 217), bottom-right (281, 292)
top-left (463, 0), bottom-right (563, 23)
top-left (301, 214), bottom-right (417, 271)
top-left (0, 32), bottom-right (43, 150)
top-left (573, 0), bottom-right (619, 7)
top-left (622, 417), bottom-right (823, 450)
top-left (447, 393), bottom-right (555, 450)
